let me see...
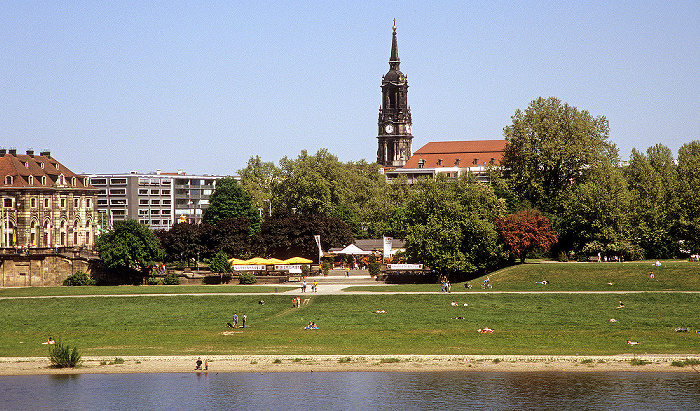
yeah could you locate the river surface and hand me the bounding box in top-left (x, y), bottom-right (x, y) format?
top-left (1, 371), bottom-right (699, 410)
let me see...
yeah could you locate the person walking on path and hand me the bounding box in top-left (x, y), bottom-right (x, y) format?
top-left (302, 281), bottom-right (307, 292)
top-left (313, 280), bottom-right (318, 292)
top-left (232, 313), bottom-right (238, 328)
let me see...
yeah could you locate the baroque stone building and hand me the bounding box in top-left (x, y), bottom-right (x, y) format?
top-left (0, 148), bottom-right (97, 249)
top-left (377, 21), bottom-right (413, 167)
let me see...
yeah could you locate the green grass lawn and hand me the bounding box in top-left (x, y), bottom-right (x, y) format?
top-left (2, 292), bottom-right (698, 357)
top-left (346, 260), bottom-right (700, 292)
top-left (0, 284), bottom-right (295, 297)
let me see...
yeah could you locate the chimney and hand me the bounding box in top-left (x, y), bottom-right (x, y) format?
top-left (0, 148), bottom-right (6, 156)
top-left (27, 149), bottom-right (34, 157)
top-left (9, 148), bottom-right (17, 156)
top-left (177, 169), bottom-right (184, 175)
top-left (156, 169), bottom-right (161, 175)
top-left (40, 149), bottom-right (51, 158)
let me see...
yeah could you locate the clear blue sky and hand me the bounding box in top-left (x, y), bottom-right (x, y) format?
top-left (2, 1), bottom-right (698, 175)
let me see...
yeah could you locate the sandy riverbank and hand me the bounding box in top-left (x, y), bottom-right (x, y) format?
top-left (2, 354), bottom-right (699, 375)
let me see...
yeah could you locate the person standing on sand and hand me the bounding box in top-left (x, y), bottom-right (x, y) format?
top-left (195, 357), bottom-right (202, 370)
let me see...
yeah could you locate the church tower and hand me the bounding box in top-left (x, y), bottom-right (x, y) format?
top-left (377, 20), bottom-right (413, 167)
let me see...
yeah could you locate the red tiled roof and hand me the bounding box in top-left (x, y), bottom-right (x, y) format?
top-left (402, 140), bottom-right (507, 168)
top-left (0, 153), bottom-right (95, 190)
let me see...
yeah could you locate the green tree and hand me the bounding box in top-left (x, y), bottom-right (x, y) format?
top-left (237, 155), bottom-right (280, 212)
top-left (502, 97), bottom-right (618, 213)
top-left (260, 212), bottom-right (353, 261)
top-left (96, 219), bottom-right (164, 273)
top-left (624, 145), bottom-right (678, 258)
top-left (560, 163), bottom-right (636, 259)
top-left (203, 177), bottom-right (261, 232)
top-left (202, 218), bottom-right (256, 259)
top-left (675, 141), bottom-right (700, 254)
top-left (403, 176), bottom-right (506, 279)
top-left (157, 222), bottom-right (205, 266)
top-left (271, 150), bottom-right (387, 238)
top-left (209, 249), bottom-right (232, 274)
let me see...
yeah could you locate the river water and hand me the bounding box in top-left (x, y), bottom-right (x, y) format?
top-left (1, 371), bottom-right (699, 410)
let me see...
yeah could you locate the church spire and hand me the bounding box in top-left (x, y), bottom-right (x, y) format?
top-left (377, 19), bottom-right (413, 168)
top-left (389, 19), bottom-right (400, 71)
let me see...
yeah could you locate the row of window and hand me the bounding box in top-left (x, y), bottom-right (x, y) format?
top-left (13, 197), bottom-right (93, 209)
top-left (139, 219), bottom-right (172, 226)
top-left (138, 189), bottom-right (171, 195)
top-left (138, 209), bottom-right (171, 215)
top-left (4, 175), bottom-right (85, 186)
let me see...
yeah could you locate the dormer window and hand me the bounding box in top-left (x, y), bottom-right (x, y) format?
top-left (490, 158), bottom-right (495, 165)
top-left (4, 176), bottom-right (12, 185)
top-left (23, 162), bottom-right (29, 168)
top-left (40, 162), bottom-right (45, 169)
top-left (41, 176), bottom-right (47, 185)
top-left (28, 175), bottom-right (34, 185)
top-left (55, 163), bottom-right (60, 170)
top-left (437, 159), bottom-right (443, 166)
top-left (418, 159), bottom-right (426, 169)
top-left (71, 177), bottom-right (76, 186)
top-left (473, 158), bottom-right (478, 165)
top-left (454, 159), bottom-right (460, 166)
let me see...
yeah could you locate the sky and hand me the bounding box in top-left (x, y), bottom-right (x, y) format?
top-left (1, 1), bottom-right (699, 176)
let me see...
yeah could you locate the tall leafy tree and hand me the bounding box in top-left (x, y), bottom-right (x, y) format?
top-left (203, 177), bottom-right (261, 233)
top-left (675, 140), bottom-right (700, 254)
top-left (260, 213), bottom-right (353, 261)
top-left (496, 210), bottom-right (558, 263)
top-left (202, 218), bottom-right (256, 259)
top-left (157, 222), bottom-right (205, 265)
top-left (403, 176), bottom-right (506, 279)
top-left (96, 219), bottom-right (164, 273)
top-left (624, 145), bottom-right (678, 258)
top-left (560, 163), bottom-right (637, 258)
top-left (237, 155), bottom-right (280, 212)
top-left (502, 97), bottom-right (618, 213)
top-left (271, 149), bottom-right (387, 237)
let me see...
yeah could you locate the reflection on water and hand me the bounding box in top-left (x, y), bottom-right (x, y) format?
top-left (1, 371), bottom-right (699, 410)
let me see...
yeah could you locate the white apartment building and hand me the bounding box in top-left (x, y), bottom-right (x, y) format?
top-left (86, 170), bottom-right (235, 230)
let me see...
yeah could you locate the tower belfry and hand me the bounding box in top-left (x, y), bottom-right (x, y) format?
top-left (377, 20), bottom-right (413, 167)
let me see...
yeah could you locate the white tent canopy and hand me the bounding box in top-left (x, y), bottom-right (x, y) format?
top-left (336, 244), bottom-right (371, 255)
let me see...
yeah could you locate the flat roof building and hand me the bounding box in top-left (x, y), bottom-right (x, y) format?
top-left (86, 170), bottom-right (234, 230)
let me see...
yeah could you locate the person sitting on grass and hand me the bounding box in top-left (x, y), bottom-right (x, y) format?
top-left (478, 327), bottom-right (494, 333)
top-left (304, 321), bottom-right (318, 330)
top-left (626, 340), bottom-right (640, 345)
top-left (617, 301), bottom-right (625, 308)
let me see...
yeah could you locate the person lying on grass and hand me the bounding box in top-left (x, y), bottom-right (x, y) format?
top-left (304, 321), bottom-right (318, 330)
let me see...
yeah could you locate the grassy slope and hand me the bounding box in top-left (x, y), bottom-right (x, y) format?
top-left (346, 261), bottom-right (700, 292)
top-left (1, 261), bottom-right (698, 357)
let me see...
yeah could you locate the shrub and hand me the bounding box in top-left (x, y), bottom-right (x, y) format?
top-left (238, 272), bottom-right (257, 284)
top-left (338, 357), bottom-right (352, 363)
top-left (63, 271), bottom-right (96, 286)
top-left (48, 341), bottom-right (82, 368)
top-left (209, 250), bottom-right (232, 274)
top-left (146, 272), bottom-right (160, 285)
top-left (273, 358), bottom-right (282, 364)
top-left (369, 262), bottom-right (381, 277)
top-left (301, 264), bottom-right (310, 277)
top-left (322, 260), bottom-right (331, 275)
top-left (162, 273), bottom-right (180, 285)
top-left (630, 358), bottom-right (650, 366)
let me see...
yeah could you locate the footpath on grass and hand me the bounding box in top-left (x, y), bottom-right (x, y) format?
top-left (2, 272), bottom-right (700, 299)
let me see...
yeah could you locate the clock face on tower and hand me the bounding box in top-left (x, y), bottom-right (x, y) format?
top-left (385, 124), bottom-right (394, 134)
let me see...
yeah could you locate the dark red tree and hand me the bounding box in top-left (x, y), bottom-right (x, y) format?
top-left (496, 210), bottom-right (558, 263)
